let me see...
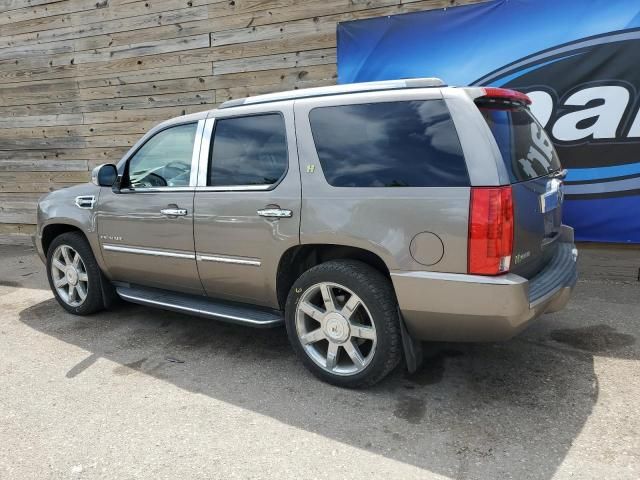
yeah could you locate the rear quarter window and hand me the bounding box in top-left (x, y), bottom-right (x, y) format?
top-left (308, 100), bottom-right (469, 187)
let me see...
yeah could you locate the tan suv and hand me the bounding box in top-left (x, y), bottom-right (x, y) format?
top-left (35, 78), bottom-right (578, 387)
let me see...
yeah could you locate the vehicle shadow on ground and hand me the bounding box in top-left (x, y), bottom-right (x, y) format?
top-left (17, 288), bottom-right (638, 480)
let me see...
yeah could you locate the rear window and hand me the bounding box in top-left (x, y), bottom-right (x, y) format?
top-left (479, 105), bottom-right (561, 182)
top-left (308, 100), bottom-right (469, 187)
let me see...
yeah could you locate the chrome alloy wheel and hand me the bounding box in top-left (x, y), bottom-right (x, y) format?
top-left (295, 282), bottom-right (377, 376)
top-left (50, 244), bottom-right (89, 307)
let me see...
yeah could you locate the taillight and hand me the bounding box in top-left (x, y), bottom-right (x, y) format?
top-left (468, 186), bottom-right (514, 275)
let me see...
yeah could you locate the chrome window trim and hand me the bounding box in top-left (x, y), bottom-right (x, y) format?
top-left (117, 186), bottom-right (195, 193)
top-left (195, 185), bottom-right (272, 192)
top-left (103, 244), bottom-right (195, 259)
top-left (189, 120), bottom-right (206, 186)
top-left (196, 253), bottom-right (261, 266)
top-left (197, 118), bottom-right (214, 187)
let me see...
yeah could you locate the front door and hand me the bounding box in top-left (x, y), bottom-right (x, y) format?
top-left (193, 105), bottom-right (301, 308)
top-left (97, 120), bottom-right (205, 295)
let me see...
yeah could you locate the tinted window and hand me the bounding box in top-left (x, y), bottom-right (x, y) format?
top-left (308, 100), bottom-right (468, 187)
top-left (209, 114), bottom-right (287, 186)
top-left (479, 105), bottom-right (561, 182)
top-left (126, 123), bottom-right (197, 188)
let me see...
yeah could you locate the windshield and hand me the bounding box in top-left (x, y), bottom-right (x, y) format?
top-left (478, 105), bottom-right (561, 183)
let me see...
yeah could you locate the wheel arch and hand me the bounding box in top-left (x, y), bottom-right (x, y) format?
top-left (40, 220), bottom-right (109, 272)
top-left (276, 243), bottom-right (392, 311)
top-left (41, 223), bottom-right (87, 256)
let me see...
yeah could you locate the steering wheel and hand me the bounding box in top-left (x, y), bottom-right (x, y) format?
top-left (136, 172), bottom-right (167, 187)
top-left (164, 161), bottom-right (190, 172)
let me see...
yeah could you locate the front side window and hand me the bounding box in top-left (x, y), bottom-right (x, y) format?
top-left (208, 113), bottom-right (288, 187)
top-left (309, 100), bottom-right (469, 187)
top-left (125, 123), bottom-right (197, 188)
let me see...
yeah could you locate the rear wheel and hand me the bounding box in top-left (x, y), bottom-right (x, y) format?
top-left (46, 232), bottom-right (106, 315)
top-left (285, 260), bottom-right (401, 388)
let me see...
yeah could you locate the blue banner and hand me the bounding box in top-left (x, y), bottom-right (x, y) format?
top-left (338, 0), bottom-right (640, 243)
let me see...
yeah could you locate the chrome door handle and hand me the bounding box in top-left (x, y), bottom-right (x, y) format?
top-left (160, 208), bottom-right (188, 217)
top-left (257, 208), bottom-right (292, 218)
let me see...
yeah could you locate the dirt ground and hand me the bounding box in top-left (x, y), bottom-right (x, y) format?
top-left (0, 243), bottom-right (638, 479)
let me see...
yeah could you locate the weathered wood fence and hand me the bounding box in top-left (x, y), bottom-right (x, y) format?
top-left (0, 0), bottom-right (479, 238)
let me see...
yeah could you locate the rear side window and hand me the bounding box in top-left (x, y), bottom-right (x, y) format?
top-left (308, 100), bottom-right (468, 187)
top-left (478, 106), bottom-right (561, 182)
top-left (209, 113), bottom-right (287, 187)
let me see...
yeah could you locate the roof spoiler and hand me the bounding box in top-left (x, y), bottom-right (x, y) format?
top-left (465, 86), bottom-right (532, 106)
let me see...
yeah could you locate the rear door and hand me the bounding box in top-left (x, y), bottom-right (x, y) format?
top-left (477, 101), bottom-right (564, 278)
top-left (193, 102), bottom-right (301, 308)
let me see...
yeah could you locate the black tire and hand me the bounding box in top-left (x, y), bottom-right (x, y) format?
top-left (46, 231), bottom-right (107, 315)
top-left (284, 260), bottom-right (401, 388)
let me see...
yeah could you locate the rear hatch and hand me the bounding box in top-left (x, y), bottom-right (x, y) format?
top-left (475, 91), bottom-right (564, 279)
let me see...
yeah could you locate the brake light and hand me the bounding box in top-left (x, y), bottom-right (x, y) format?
top-left (481, 87), bottom-right (531, 105)
top-left (468, 186), bottom-right (514, 275)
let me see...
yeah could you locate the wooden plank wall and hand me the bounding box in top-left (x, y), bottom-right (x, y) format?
top-left (0, 0), bottom-right (481, 238)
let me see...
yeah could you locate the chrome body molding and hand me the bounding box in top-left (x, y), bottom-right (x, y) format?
top-left (390, 269), bottom-right (527, 285)
top-left (103, 244), bottom-right (195, 259)
top-left (102, 244), bottom-right (261, 266)
top-left (74, 195), bottom-right (96, 210)
top-left (196, 253), bottom-right (261, 266)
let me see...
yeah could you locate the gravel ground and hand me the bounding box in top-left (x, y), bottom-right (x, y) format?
top-left (0, 243), bottom-right (638, 480)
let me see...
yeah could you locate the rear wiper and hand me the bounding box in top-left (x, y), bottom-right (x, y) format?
top-left (551, 169), bottom-right (568, 180)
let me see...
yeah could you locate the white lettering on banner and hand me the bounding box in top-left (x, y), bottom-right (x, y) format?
top-left (552, 86), bottom-right (628, 141)
top-left (627, 108), bottom-right (640, 137)
top-left (528, 91), bottom-right (554, 127)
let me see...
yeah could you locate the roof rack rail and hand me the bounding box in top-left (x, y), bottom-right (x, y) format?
top-left (219, 77), bottom-right (446, 109)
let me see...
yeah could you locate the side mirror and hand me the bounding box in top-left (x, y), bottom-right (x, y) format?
top-left (91, 163), bottom-right (118, 187)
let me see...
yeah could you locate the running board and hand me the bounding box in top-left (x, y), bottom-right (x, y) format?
top-left (115, 285), bottom-right (284, 328)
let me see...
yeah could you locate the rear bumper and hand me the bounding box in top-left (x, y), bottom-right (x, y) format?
top-left (391, 235), bottom-right (578, 342)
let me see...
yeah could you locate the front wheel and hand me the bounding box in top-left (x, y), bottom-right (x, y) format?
top-left (46, 232), bottom-right (106, 315)
top-left (285, 260), bottom-right (401, 388)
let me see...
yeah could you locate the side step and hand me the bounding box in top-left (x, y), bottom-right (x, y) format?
top-left (115, 284), bottom-right (284, 328)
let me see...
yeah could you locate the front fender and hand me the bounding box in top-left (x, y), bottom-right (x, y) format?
top-left (36, 184), bottom-right (105, 270)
